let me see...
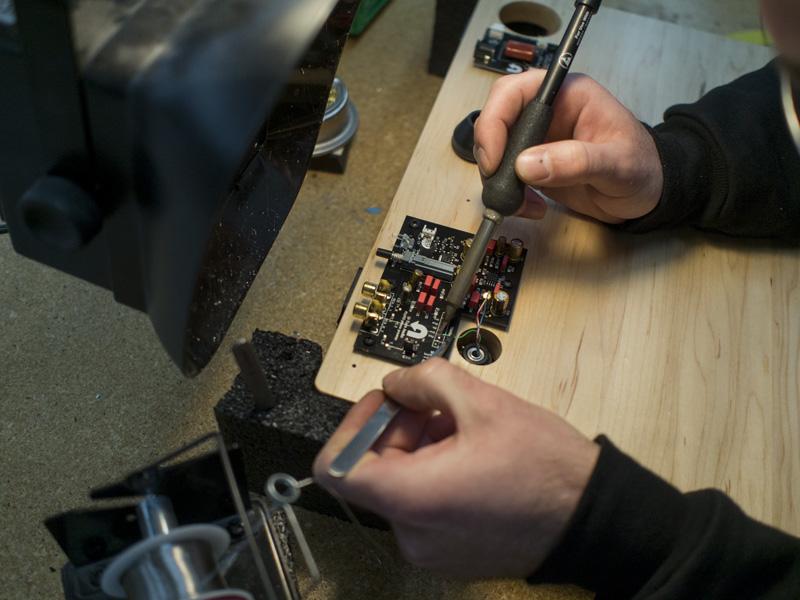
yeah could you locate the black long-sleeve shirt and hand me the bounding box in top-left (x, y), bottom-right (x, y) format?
top-left (531, 438), bottom-right (800, 598)
top-left (531, 62), bottom-right (800, 597)
top-left (624, 61), bottom-right (800, 238)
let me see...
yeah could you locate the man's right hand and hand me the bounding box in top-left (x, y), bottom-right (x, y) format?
top-left (474, 70), bottom-right (664, 224)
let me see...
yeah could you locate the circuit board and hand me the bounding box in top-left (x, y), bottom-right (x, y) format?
top-left (351, 216), bottom-right (527, 366)
top-left (473, 25), bottom-right (559, 75)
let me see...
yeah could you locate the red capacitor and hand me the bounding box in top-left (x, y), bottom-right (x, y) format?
top-left (504, 40), bottom-right (536, 63)
top-left (493, 281), bottom-right (502, 295)
top-left (468, 290), bottom-right (481, 310)
top-left (500, 255), bottom-right (510, 272)
top-left (423, 274), bottom-right (434, 292)
top-left (416, 291), bottom-right (428, 311)
top-left (431, 278), bottom-right (442, 295)
top-left (426, 295), bottom-right (436, 312)
top-left (486, 239), bottom-right (497, 256)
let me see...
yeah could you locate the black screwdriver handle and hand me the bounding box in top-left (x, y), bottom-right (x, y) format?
top-left (481, 100), bottom-right (553, 216)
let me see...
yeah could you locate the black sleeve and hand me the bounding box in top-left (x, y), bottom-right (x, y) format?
top-left (620, 61), bottom-right (800, 239)
top-left (529, 436), bottom-right (800, 599)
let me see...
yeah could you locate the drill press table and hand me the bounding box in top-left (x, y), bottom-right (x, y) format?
top-left (317, 0), bottom-right (798, 535)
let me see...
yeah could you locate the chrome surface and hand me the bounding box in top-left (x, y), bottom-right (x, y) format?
top-left (328, 400), bottom-right (401, 478)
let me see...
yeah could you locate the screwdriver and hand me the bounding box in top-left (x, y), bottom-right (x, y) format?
top-left (441, 0), bottom-right (603, 329)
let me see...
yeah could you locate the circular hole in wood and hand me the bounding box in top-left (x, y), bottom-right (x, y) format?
top-left (499, 2), bottom-right (561, 37)
top-left (456, 328), bottom-right (502, 366)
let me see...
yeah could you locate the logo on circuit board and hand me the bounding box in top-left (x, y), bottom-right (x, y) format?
top-left (406, 322), bottom-right (429, 340)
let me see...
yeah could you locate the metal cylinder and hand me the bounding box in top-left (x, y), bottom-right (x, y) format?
top-left (492, 290), bottom-right (510, 316)
top-left (361, 281), bottom-right (378, 297)
top-left (120, 538), bottom-right (226, 600)
top-left (353, 301), bottom-right (381, 323)
top-left (313, 77), bottom-right (359, 158)
top-left (442, 210), bottom-right (503, 326)
top-left (353, 301), bottom-right (370, 320)
top-left (137, 495), bottom-right (178, 538)
top-left (508, 238), bottom-right (524, 261)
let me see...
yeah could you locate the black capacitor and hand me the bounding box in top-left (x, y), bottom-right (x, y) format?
top-left (496, 236), bottom-right (507, 256)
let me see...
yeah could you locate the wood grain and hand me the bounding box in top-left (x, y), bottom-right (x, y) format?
top-left (317, 0), bottom-right (799, 533)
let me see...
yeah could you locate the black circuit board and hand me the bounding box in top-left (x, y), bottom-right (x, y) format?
top-left (473, 26), bottom-right (559, 75)
top-left (352, 216), bottom-right (527, 366)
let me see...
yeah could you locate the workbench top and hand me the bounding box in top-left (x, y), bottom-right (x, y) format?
top-left (317, 0), bottom-right (799, 536)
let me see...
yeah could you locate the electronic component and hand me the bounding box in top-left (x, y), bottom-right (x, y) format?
top-left (362, 280), bottom-right (378, 297)
top-left (496, 235), bottom-right (507, 256)
top-left (504, 39), bottom-right (536, 63)
top-left (508, 238), bottom-right (524, 261)
top-left (353, 216), bottom-right (527, 365)
top-left (492, 289), bottom-right (510, 316)
top-left (376, 247), bottom-right (458, 280)
top-left (473, 25), bottom-right (559, 75)
top-left (353, 300), bottom-right (382, 323)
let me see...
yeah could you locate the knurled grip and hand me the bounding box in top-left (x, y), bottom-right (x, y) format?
top-left (481, 100), bottom-right (554, 216)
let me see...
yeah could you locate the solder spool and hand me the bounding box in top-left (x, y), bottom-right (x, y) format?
top-left (313, 78), bottom-right (359, 158)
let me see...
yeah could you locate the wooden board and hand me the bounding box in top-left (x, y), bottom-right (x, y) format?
top-left (317, 0), bottom-right (800, 534)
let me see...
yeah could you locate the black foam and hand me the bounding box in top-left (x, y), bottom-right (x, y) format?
top-left (215, 330), bottom-right (387, 528)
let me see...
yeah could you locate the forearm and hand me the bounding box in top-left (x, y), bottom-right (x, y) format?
top-left (621, 61), bottom-right (800, 238)
top-left (530, 436), bottom-right (800, 598)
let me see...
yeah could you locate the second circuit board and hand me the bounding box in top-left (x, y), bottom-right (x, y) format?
top-left (351, 216), bottom-right (527, 366)
top-left (473, 25), bottom-right (559, 75)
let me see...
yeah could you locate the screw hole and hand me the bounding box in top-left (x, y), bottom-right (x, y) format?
top-left (499, 2), bottom-right (561, 37)
top-left (456, 328), bottom-right (502, 365)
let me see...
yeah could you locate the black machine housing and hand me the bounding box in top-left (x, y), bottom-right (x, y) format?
top-left (0, 0), bottom-right (357, 374)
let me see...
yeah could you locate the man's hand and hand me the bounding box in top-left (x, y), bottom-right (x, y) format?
top-left (313, 359), bottom-right (599, 579)
top-left (474, 70), bottom-right (663, 223)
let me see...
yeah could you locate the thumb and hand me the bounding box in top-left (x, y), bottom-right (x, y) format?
top-left (382, 358), bottom-right (478, 425)
top-left (515, 139), bottom-right (620, 191)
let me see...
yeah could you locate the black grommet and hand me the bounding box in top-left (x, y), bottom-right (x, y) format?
top-left (451, 110), bottom-right (481, 163)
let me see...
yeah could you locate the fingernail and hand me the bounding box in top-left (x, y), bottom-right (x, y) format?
top-left (383, 367), bottom-right (406, 389)
top-left (517, 150), bottom-right (549, 182)
top-left (474, 145), bottom-right (489, 177)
